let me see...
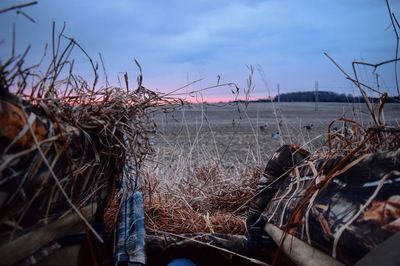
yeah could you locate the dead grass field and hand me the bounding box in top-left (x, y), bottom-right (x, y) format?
top-left (150, 102), bottom-right (400, 165)
top-left (141, 101), bottom-right (399, 235)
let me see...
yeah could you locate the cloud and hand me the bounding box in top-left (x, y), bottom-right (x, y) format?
top-left (0, 0), bottom-right (399, 97)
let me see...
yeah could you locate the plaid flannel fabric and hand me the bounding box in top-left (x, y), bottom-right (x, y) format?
top-left (115, 191), bottom-right (146, 266)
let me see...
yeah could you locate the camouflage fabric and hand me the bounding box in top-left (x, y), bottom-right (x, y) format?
top-left (0, 99), bottom-right (118, 265)
top-left (0, 100), bottom-right (113, 240)
top-left (261, 149), bottom-right (400, 265)
top-left (246, 144), bottom-right (310, 229)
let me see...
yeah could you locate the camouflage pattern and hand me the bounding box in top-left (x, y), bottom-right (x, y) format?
top-left (260, 149), bottom-right (400, 265)
top-left (246, 144), bottom-right (310, 229)
top-left (0, 100), bottom-right (113, 241)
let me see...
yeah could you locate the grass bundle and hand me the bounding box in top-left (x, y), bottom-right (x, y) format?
top-left (265, 43), bottom-right (400, 265)
top-left (143, 161), bottom-right (261, 234)
top-left (0, 24), bottom-right (179, 245)
top-left (1, 4), bottom-right (400, 265)
top-left (0, 19), bottom-right (261, 246)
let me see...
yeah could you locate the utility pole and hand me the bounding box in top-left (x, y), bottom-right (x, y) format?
top-left (277, 83), bottom-right (280, 103)
top-left (314, 81), bottom-right (319, 111)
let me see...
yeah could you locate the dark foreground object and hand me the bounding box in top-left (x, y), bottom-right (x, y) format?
top-left (146, 233), bottom-right (296, 266)
top-left (16, 232), bottom-right (290, 266)
top-left (260, 149), bottom-right (400, 265)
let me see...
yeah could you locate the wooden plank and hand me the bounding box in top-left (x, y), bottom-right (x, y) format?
top-left (0, 204), bottom-right (96, 266)
top-left (264, 223), bottom-right (344, 266)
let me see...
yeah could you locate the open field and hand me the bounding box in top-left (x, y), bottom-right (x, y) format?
top-left (150, 102), bottom-right (400, 166)
top-left (142, 100), bottom-right (399, 235)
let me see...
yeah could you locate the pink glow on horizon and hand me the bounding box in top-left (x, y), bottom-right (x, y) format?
top-left (184, 96), bottom-right (235, 103)
top-left (182, 94), bottom-right (271, 103)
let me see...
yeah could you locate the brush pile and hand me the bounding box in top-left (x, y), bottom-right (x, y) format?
top-left (2, 3), bottom-right (400, 266)
top-left (0, 21), bottom-right (256, 263)
top-left (258, 55), bottom-right (400, 264)
top-left (0, 24), bottom-right (180, 264)
top-left (143, 162), bottom-right (260, 235)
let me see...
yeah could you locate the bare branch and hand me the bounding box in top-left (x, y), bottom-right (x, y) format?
top-left (386, 0), bottom-right (400, 97)
top-left (16, 10), bottom-right (36, 23)
top-left (0, 1), bottom-right (37, 14)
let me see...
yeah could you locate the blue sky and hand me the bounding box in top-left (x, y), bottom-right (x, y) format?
top-left (0, 0), bottom-right (399, 101)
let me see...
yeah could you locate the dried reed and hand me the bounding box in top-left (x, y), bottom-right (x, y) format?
top-left (0, 21), bottom-right (180, 243)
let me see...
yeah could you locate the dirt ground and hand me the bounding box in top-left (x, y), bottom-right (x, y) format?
top-left (150, 102), bottom-right (399, 165)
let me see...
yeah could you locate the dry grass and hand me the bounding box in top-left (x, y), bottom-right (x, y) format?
top-left (140, 94), bottom-right (400, 237)
top-left (1, 2), bottom-right (400, 251)
top-left (141, 50), bottom-right (400, 238)
top-left (0, 22), bottom-right (180, 242)
top-left (143, 146), bottom-right (261, 234)
top-left (1, 19), bottom-right (262, 241)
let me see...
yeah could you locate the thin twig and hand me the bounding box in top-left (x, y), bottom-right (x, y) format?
top-left (386, 0), bottom-right (400, 97)
top-left (21, 108), bottom-right (104, 243)
top-left (0, 1), bottom-right (38, 14)
top-left (16, 10), bottom-right (36, 23)
top-left (99, 53), bottom-right (109, 87)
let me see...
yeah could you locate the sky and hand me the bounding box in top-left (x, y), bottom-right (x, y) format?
top-left (0, 0), bottom-right (399, 102)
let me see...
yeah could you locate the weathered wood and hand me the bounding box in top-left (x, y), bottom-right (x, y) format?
top-left (146, 233), bottom-right (249, 255)
top-left (145, 233), bottom-right (273, 266)
top-left (0, 204), bottom-right (96, 266)
top-left (265, 223), bottom-right (344, 266)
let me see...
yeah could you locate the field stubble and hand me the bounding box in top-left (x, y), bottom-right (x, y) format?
top-left (151, 102), bottom-right (399, 162)
top-left (142, 101), bottom-right (399, 234)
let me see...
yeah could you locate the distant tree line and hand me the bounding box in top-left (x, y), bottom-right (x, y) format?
top-left (233, 91), bottom-right (398, 103)
top-left (276, 91), bottom-right (355, 102)
top-left (275, 91), bottom-right (400, 103)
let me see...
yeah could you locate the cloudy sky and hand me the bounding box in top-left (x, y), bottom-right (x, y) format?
top-left (0, 0), bottom-right (399, 101)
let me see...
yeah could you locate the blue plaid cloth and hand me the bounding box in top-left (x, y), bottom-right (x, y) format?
top-left (115, 191), bottom-right (146, 265)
